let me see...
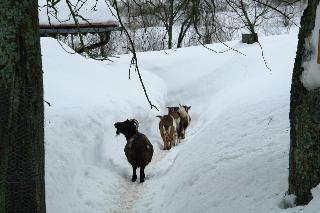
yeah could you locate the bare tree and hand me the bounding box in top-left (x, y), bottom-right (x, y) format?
top-left (225, 0), bottom-right (272, 43)
top-left (145, 0), bottom-right (193, 49)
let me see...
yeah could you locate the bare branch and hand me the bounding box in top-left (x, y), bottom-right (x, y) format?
top-left (111, 0), bottom-right (159, 111)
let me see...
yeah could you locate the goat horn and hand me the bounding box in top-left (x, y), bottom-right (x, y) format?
top-left (156, 115), bottom-right (162, 119)
top-left (131, 119), bottom-right (139, 129)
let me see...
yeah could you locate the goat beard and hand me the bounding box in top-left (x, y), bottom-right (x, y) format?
top-left (115, 129), bottom-right (121, 135)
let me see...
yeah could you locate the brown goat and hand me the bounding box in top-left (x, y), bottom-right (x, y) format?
top-left (156, 115), bottom-right (178, 150)
top-left (114, 119), bottom-right (153, 183)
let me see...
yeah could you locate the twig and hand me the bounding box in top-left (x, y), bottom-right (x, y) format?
top-left (44, 100), bottom-right (51, 107)
top-left (257, 41), bottom-right (272, 72)
top-left (251, 0), bottom-right (300, 28)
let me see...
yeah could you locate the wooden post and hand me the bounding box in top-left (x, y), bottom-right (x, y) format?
top-left (317, 30), bottom-right (320, 64)
top-left (242, 33), bottom-right (258, 44)
top-left (71, 34), bottom-right (75, 49)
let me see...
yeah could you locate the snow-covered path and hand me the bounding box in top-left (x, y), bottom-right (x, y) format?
top-left (43, 33), bottom-right (320, 213)
top-left (112, 178), bottom-right (144, 213)
top-left (112, 143), bottom-right (169, 213)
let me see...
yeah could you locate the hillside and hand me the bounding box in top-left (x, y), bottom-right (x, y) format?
top-left (42, 33), bottom-right (320, 213)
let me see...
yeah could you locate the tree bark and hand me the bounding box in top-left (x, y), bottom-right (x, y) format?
top-left (0, 1), bottom-right (46, 212)
top-left (168, 0), bottom-right (174, 49)
top-left (289, 0), bottom-right (320, 205)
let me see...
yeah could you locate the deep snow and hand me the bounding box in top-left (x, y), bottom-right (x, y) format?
top-left (42, 32), bottom-right (320, 213)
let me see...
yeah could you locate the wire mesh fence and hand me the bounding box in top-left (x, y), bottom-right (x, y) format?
top-left (0, 86), bottom-right (44, 213)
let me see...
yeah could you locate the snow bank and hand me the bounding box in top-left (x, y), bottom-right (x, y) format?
top-left (301, 4), bottom-right (320, 90)
top-left (38, 0), bottom-right (118, 25)
top-left (42, 38), bottom-right (165, 213)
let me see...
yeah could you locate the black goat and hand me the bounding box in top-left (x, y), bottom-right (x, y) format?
top-left (114, 119), bottom-right (153, 183)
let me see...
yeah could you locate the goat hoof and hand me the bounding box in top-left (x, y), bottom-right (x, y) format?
top-left (140, 179), bottom-right (145, 183)
top-left (131, 176), bottom-right (137, 182)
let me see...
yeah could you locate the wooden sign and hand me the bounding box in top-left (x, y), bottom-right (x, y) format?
top-left (318, 30), bottom-right (320, 64)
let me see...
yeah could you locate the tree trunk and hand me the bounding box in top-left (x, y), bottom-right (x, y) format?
top-left (168, 0), bottom-right (174, 49)
top-left (0, 1), bottom-right (46, 212)
top-left (289, 0), bottom-right (320, 205)
top-left (177, 18), bottom-right (192, 48)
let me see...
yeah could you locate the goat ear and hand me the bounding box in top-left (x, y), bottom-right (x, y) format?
top-left (187, 106), bottom-right (191, 110)
top-left (179, 104), bottom-right (182, 107)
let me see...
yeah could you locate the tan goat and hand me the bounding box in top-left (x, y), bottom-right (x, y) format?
top-left (156, 115), bottom-right (179, 150)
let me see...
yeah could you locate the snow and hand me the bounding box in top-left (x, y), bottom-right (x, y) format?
top-left (38, 0), bottom-right (118, 25)
top-left (42, 32), bottom-right (320, 213)
top-left (301, 4), bottom-right (320, 90)
top-left (278, 194), bottom-right (296, 209)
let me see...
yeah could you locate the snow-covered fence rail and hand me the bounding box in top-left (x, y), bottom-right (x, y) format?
top-left (38, 0), bottom-right (122, 54)
top-left (40, 23), bottom-right (122, 37)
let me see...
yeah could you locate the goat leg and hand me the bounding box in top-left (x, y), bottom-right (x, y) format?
top-left (173, 132), bottom-right (179, 147)
top-left (132, 166), bottom-right (137, 182)
top-left (181, 128), bottom-right (186, 140)
top-left (140, 166), bottom-right (146, 183)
